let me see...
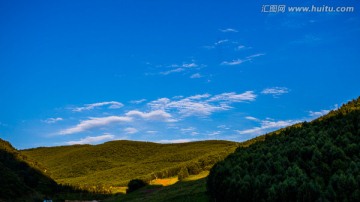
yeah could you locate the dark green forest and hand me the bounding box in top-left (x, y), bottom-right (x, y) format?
top-left (207, 97), bottom-right (360, 202)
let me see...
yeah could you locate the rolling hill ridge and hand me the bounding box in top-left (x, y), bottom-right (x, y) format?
top-left (22, 140), bottom-right (239, 188)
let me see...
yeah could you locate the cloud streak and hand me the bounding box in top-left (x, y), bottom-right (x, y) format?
top-left (125, 110), bottom-right (175, 122)
top-left (190, 73), bottom-right (202, 79)
top-left (43, 117), bottom-right (63, 124)
top-left (221, 53), bottom-right (265, 66)
top-left (160, 62), bottom-right (200, 75)
top-left (59, 116), bottom-right (132, 135)
top-left (66, 134), bottom-right (115, 145)
top-left (245, 116), bottom-right (259, 121)
top-left (221, 59), bottom-right (245, 66)
top-left (219, 28), bottom-right (238, 33)
top-left (160, 68), bottom-right (185, 75)
top-left (236, 118), bottom-right (301, 136)
top-left (208, 91), bottom-right (256, 103)
top-left (215, 39), bottom-right (229, 45)
top-left (124, 127), bottom-right (139, 134)
top-left (73, 101), bottom-right (124, 112)
top-left (261, 87), bottom-right (289, 97)
top-left (309, 110), bottom-right (330, 117)
top-left (130, 99), bottom-right (147, 104)
top-left (148, 91), bottom-right (256, 117)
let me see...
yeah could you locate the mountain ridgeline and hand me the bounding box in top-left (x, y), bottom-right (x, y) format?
top-left (22, 140), bottom-right (238, 189)
top-left (207, 97), bottom-right (360, 202)
top-left (1, 139), bottom-right (238, 201)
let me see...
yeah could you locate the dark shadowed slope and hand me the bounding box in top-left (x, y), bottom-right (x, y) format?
top-left (208, 97), bottom-right (360, 202)
top-left (0, 138), bottom-right (58, 201)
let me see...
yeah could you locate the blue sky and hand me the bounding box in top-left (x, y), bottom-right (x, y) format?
top-left (0, 0), bottom-right (359, 149)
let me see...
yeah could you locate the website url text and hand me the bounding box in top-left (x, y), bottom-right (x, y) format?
top-left (261, 5), bottom-right (355, 13)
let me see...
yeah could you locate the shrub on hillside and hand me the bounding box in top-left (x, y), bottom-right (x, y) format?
top-left (126, 179), bottom-right (148, 193)
top-left (178, 167), bottom-right (189, 181)
top-left (187, 162), bottom-right (202, 175)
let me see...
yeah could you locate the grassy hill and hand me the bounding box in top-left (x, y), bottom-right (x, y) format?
top-left (207, 97), bottom-right (360, 201)
top-left (22, 140), bottom-right (239, 189)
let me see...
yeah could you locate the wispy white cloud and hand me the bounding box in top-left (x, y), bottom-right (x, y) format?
top-left (130, 99), bottom-right (147, 104)
top-left (215, 39), bottom-right (229, 45)
top-left (73, 101), bottom-right (123, 112)
top-left (219, 28), bottom-right (238, 33)
top-left (66, 134), bottom-right (115, 145)
top-left (309, 110), bottom-right (330, 117)
top-left (148, 98), bottom-right (171, 111)
top-left (59, 116), bottom-right (132, 135)
top-left (43, 117), bottom-right (63, 124)
top-left (187, 94), bottom-right (211, 100)
top-left (124, 127), bottom-right (138, 134)
top-left (157, 138), bottom-right (197, 144)
top-left (160, 68), bottom-right (185, 75)
top-left (167, 99), bottom-right (228, 117)
top-left (221, 53), bottom-right (265, 66)
top-left (180, 127), bottom-right (198, 135)
top-left (149, 95), bottom-right (228, 117)
top-left (217, 125), bottom-right (230, 130)
top-left (245, 116), bottom-right (259, 121)
top-left (208, 131), bottom-right (221, 136)
top-left (180, 127), bottom-right (196, 133)
top-left (261, 87), bottom-right (289, 97)
top-left (146, 130), bottom-right (158, 134)
top-left (208, 91), bottom-right (256, 103)
top-left (182, 63), bottom-right (198, 68)
top-left (236, 119), bottom-right (300, 136)
top-left (190, 73), bottom-right (202, 79)
top-left (159, 63), bottom-right (201, 76)
top-left (180, 127), bottom-right (199, 136)
top-left (191, 131), bottom-right (199, 136)
top-left (125, 110), bottom-right (175, 122)
top-left (148, 91), bottom-right (256, 117)
top-left (221, 59), bottom-right (245, 66)
top-left (246, 53), bottom-right (265, 59)
top-left (235, 45), bottom-right (246, 50)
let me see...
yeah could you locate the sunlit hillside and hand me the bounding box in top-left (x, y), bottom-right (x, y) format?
top-left (22, 140), bottom-right (238, 189)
